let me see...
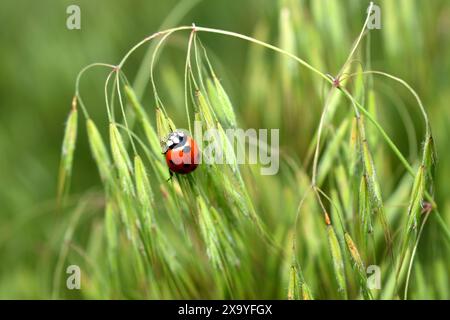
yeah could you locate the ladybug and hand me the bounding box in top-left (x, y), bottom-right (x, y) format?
top-left (162, 130), bottom-right (199, 178)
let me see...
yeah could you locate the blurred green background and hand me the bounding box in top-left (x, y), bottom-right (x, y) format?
top-left (0, 0), bottom-right (449, 299)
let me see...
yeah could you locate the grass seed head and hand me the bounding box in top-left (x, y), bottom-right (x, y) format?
top-left (207, 77), bottom-right (237, 128)
top-left (288, 265), bottom-right (300, 300)
top-left (156, 108), bottom-right (176, 143)
top-left (86, 119), bottom-right (112, 184)
top-left (109, 123), bottom-right (134, 196)
top-left (134, 156), bottom-right (153, 204)
top-left (196, 90), bottom-right (216, 128)
top-left (57, 105), bottom-right (78, 200)
top-left (327, 224), bottom-right (347, 298)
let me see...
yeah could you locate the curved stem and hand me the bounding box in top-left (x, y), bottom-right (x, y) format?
top-left (75, 63), bottom-right (116, 118)
top-left (117, 26), bottom-right (192, 70)
top-left (337, 2), bottom-right (373, 77)
top-left (132, 0), bottom-right (203, 98)
top-left (404, 211), bottom-right (430, 300)
top-left (183, 28), bottom-right (196, 133)
top-left (115, 72), bottom-right (137, 154)
top-left (104, 69), bottom-right (116, 122)
top-left (311, 89), bottom-right (336, 185)
top-left (150, 31), bottom-right (177, 116)
top-left (194, 26), bottom-right (331, 84)
top-left (343, 70), bottom-right (430, 134)
top-left (340, 87), bottom-right (415, 175)
top-left (376, 81), bottom-right (419, 162)
top-left (115, 123), bottom-right (157, 162)
top-left (292, 185), bottom-right (313, 252)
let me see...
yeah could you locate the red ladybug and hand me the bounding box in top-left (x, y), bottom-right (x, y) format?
top-left (162, 130), bottom-right (199, 177)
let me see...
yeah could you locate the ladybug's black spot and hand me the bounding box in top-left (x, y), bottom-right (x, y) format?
top-left (183, 145), bottom-right (191, 153)
top-left (183, 163), bottom-right (191, 168)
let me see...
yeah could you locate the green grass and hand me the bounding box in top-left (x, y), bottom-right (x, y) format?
top-left (0, 0), bottom-right (449, 300)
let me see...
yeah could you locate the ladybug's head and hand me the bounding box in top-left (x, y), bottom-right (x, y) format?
top-left (162, 130), bottom-right (187, 153)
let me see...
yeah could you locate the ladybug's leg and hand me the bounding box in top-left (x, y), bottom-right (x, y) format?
top-left (166, 169), bottom-right (173, 182)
